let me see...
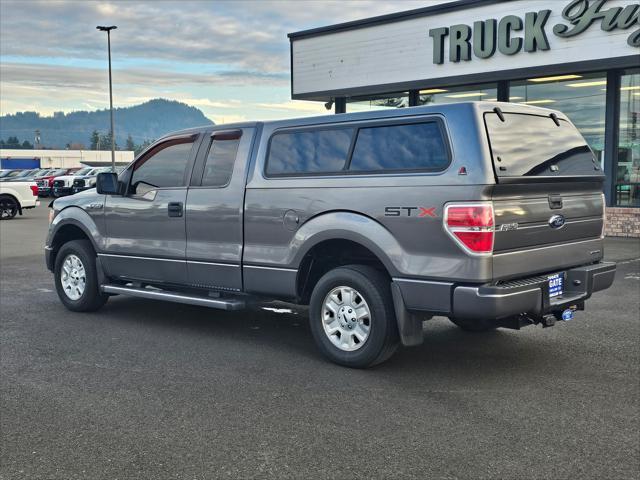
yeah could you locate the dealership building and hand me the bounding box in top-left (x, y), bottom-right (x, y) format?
top-left (288, 0), bottom-right (640, 236)
top-left (0, 149), bottom-right (133, 169)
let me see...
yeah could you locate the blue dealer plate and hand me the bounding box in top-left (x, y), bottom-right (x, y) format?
top-left (548, 273), bottom-right (564, 298)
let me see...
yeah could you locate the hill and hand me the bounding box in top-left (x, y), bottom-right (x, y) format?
top-left (0, 99), bottom-right (214, 149)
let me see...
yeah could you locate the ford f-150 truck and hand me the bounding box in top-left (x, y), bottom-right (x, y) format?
top-left (52, 167), bottom-right (104, 197)
top-left (45, 102), bottom-right (616, 367)
top-left (1, 180), bottom-right (39, 219)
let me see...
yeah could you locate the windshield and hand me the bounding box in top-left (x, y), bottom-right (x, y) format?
top-left (484, 112), bottom-right (603, 178)
top-left (75, 167), bottom-right (93, 175)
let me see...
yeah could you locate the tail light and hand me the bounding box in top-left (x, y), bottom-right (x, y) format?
top-left (444, 203), bottom-right (494, 255)
top-left (30, 185), bottom-right (38, 196)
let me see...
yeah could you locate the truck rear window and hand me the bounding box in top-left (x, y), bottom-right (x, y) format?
top-left (266, 120), bottom-right (450, 176)
top-left (484, 112), bottom-right (602, 178)
top-left (349, 122), bottom-right (449, 172)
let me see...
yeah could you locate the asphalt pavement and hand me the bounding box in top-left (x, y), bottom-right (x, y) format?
top-left (1, 203), bottom-right (639, 479)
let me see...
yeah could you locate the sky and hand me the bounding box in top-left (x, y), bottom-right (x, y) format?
top-left (0, 0), bottom-right (445, 124)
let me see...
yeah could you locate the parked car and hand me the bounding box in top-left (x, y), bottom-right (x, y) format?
top-left (51, 167), bottom-right (102, 197)
top-left (72, 167), bottom-right (119, 194)
top-left (46, 102), bottom-right (616, 367)
top-left (0, 180), bottom-right (39, 219)
top-left (3, 168), bottom-right (56, 183)
top-left (0, 169), bottom-right (25, 179)
top-left (36, 168), bottom-right (82, 197)
top-left (0, 168), bottom-right (39, 182)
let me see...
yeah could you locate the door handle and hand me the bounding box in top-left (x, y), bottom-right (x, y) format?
top-left (168, 202), bottom-right (183, 217)
top-left (548, 195), bottom-right (563, 210)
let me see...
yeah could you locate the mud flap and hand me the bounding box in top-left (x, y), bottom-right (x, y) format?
top-left (96, 255), bottom-right (108, 286)
top-left (391, 282), bottom-right (424, 346)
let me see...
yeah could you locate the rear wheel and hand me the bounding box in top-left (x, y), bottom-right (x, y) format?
top-left (0, 195), bottom-right (18, 219)
top-left (449, 317), bottom-right (497, 332)
top-left (54, 240), bottom-right (108, 312)
top-left (309, 265), bottom-right (399, 368)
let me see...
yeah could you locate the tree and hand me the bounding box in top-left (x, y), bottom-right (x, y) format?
top-left (134, 139), bottom-right (153, 156)
top-left (5, 136), bottom-right (21, 148)
top-left (125, 134), bottom-right (135, 152)
top-left (100, 131), bottom-right (118, 151)
top-left (90, 130), bottom-right (100, 150)
top-left (21, 140), bottom-right (34, 149)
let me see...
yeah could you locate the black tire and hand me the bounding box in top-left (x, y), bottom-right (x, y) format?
top-left (309, 265), bottom-right (399, 368)
top-left (54, 239), bottom-right (108, 312)
top-left (0, 195), bottom-right (18, 220)
top-left (449, 316), bottom-right (497, 332)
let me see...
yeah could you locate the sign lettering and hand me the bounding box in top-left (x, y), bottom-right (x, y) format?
top-left (429, 0), bottom-right (639, 64)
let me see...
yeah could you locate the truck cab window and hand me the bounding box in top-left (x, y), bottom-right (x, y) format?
top-left (130, 139), bottom-right (194, 195)
top-left (201, 132), bottom-right (241, 187)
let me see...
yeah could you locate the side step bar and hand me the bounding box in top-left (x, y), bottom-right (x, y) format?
top-left (101, 285), bottom-right (246, 311)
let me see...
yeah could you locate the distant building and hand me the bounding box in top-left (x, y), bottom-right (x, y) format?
top-left (0, 149), bottom-right (134, 169)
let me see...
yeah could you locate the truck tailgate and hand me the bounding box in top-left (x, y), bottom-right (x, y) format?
top-left (491, 183), bottom-right (604, 281)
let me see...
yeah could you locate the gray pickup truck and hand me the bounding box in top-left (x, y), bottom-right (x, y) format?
top-left (46, 102), bottom-right (616, 367)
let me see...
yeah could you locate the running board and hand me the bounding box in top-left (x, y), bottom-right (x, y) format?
top-left (101, 285), bottom-right (246, 311)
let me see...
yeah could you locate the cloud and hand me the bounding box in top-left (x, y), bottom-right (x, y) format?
top-left (0, 0), bottom-right (448, 118)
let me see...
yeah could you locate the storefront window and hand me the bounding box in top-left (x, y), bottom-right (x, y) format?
top-left (616, 69), bottom-right (640, 207)
top-left (347, 93), bottom-right (409, 112)
top-left (418, 83), bottom-right (497, 105)
top-left (509, 73), bottom-right (607, 164)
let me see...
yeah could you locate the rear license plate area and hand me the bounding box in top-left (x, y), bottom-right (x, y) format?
top-left (548, 273), bottom-right (564, 298)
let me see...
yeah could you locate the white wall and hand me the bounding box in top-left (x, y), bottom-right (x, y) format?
top-left (292, 0), bottom-right (638, 96)
top-left (0, 149), bottom-right (134, 168)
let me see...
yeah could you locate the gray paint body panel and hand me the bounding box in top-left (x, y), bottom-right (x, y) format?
top-left (185, 127), bottom-right (256, 290)
top-left (45, 101), bottom-right (613, 319)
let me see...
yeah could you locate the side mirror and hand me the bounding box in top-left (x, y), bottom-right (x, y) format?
top-left (96, 172), bottom-right (119, 195)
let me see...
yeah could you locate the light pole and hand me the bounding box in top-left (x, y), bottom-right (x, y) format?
top-left (96, 25), bottom-right (117, 171)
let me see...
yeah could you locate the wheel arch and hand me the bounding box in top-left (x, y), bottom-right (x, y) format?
top-left (48, 208), bottom-right (101, 268)
top-left (291, 211), bottom-right (403, 303)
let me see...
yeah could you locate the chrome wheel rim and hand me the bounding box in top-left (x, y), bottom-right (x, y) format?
top-left (60, 254), bottom-right (86, 301)
top-left (322, 286), bottom-right (371, 352)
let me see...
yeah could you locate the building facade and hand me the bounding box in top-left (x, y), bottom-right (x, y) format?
top-left (289, 0), bottom-right (640, 236)
top-left (0, 149), bottom-right (133, 169)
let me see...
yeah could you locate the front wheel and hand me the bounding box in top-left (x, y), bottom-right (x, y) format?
top-left (309, 265), bottom-right (399, 368)
top-left (54, 240), bottom-right (108, 312)
top-left (0, 195), bottom-right (18, 219)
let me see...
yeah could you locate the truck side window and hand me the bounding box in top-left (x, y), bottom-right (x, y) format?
top-left (201, 131), bottom-right (241, 187)
top-left (266, 128), bottom-right (353, 176)
top-left (130, 138), bottom-right (194, 195)
top-left (349, 122), bottom-right (449, 172)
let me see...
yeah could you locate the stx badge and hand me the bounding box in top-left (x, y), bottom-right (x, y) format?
top-left (384, 207), bottom-right (437, 218)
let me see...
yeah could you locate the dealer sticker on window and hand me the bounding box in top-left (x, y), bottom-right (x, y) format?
top-left (548, 273), bottom-right (563, 298)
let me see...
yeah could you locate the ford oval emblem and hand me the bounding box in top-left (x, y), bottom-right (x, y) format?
top-left (549, 214), bottom-right (566, 229)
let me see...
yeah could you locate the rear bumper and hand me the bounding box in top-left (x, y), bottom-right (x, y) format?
top-left (20, 199), bottom-right (39, 209)
top-left (393, 262), bottom-right (616, 320)
top-left (452, 262), bottom-right (616, 320)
